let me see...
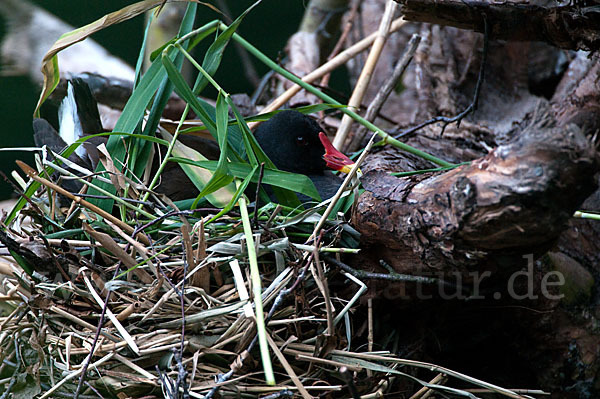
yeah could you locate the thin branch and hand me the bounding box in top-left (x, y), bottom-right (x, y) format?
top-left (397, 0), bottom-right (600, 51)
top-left (333, 0), bottom-right (399, 150)
top-left (258, 17), bottom-right (408, 115)
top-left (74, 262), bottom-right (123, 398)
top-left (348, 33), bottom-right (421, 152)
top-left (325, 255), bottom-right (439, 284)
top-left (393, 15), bottom-right (489, 140)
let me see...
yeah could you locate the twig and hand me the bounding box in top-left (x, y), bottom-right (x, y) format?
top-left (312, 243), bottom-right (334, 336)
top-left (43, 354), bottom-right (115, 399)
top-left (393, 15), bottom-right (489, 140)
top-left (348, 34), bottom-right (421, 152)
top-left (151, 241), bottom-right (190, 397)
top-left (325, 255), bottom-right (438, 284)
top-left (308, 133), bottom-right (375, 242)
top-left (73, 262), bottom-right (124, 399)
top-left (265, 333), bottom-right (312, 399)
top-left (260, 390), bottom-right (294, 399)
top-left (131, 207), bottom-right (220, 235)
top-left (38, 233), bottom-right (72, 283)
top-left (333, 0), bottom-right (399, 149)
top-left (257, 17), bottom-right (407, 117)
top-left (16, 161), bottom-right (151, 245)
top-left (0, 171), bottom-right (45, 218)
top-left (83, 381), bottom-right (105, 399)
top-left (319, 0), bottom-right (362, 89)
top-left (367, 297), bottom-right (373, 378)
top-left (67, 192), bottom-right (155, 207)
top-left (178, 240), bottom-right (190, 397)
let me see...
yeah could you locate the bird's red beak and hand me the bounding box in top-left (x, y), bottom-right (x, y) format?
top-left (319, 132), bottom-right (356, 174)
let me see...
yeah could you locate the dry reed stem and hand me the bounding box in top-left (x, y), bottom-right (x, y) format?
top-left (332, 0), bottom-right (398, 149)
top-left (253, 17), bottom-right (407, 121)
top-left (81, 270), bottom-right (140, 354)
top-left (309, 133), bottom-right (375, 241)
top-left (49, 305), bottom-right (121, 342)
top-left (294, 352), bottom-right (363, 372)
top-left (265, 333), bottom-right (313, 399)
top-left (309, 257), bottom-right (334, 336)
top-left (16, 160), bottom-right (150, 245)
top-left (82, 223), bottom-right (153, 283)
top-left (1, 158), bottom-right (533, 398)
top-left (38, 353), bottom-right (115, 399)
top-left (408, 373), bottom-right (447, 399)
top-left (347, 33), bottom-right (421, 152)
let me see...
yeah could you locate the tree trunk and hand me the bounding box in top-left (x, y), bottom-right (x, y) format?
top-left (341, 0), bottom-right (600, 396)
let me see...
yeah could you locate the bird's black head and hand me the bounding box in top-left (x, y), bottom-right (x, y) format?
top-left (254, 110), bottom-right (328, 175)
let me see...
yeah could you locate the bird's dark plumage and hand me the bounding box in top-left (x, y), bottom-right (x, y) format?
top-left (254, 110), bottom-right (353, 201)
top-left (33, 80), bottom-right (354, 202)
top-left (255, 110), bottom-right (327, 175)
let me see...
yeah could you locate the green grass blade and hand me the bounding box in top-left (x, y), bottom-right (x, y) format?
top-left (134, 12), bottom-right (154, 87)
top-left (192, 92), bottom-right (234, 203)
top-left (90, 4), bottom-right (198, 212)
top-left (228, 27), bottom-right (453, 167)
top-left (215, 91), bottom-right (231, 172)
top-left (89, 55), bottom-right (169, 211)
top-left (238, 190), bottom-right (275, 385)
top-left (163, 53), bottom-right (217, 136)
top-left (206, 164), bottom-right (258, 224)
top-left (7, 251), bottom-right (34, 276)
top-left (226, 99), bottom-right (303, 206)
top-left (131, 3), bottom-right (199, 177)
top-left (161, 53), bottom-right (236, 205)
top-left (159, 130), bottom-right (235, 207)
top-left (193, 0), bottom-right (262, 95)
top-left (171, 159), bottom-right (321, 201)
top-left (173, 47), bottom-right (247, 162)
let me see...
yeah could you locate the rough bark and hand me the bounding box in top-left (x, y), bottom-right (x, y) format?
top-left (344, 1), bottom-right (600, 396)
top-left (396, 0), bottom-right (600, 51)
top-left (354, 106), bottom-right (596, 276)
top-left (351, 21), bottom-right (599, 274)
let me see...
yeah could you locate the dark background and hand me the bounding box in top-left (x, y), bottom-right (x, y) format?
top-left (0, 0), bottom-right (310, 200)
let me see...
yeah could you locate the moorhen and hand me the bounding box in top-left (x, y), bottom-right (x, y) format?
top-left (32, 79), bottom-right (355, 202)
top-left (254, 110), bottom-right (355, 201)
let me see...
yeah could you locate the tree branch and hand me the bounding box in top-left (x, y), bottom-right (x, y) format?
top-left (395, 0), bottom-right (600, 51)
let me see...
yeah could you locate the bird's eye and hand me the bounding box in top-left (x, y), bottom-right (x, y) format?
top-left (296, 136), bottom-right (309, 146)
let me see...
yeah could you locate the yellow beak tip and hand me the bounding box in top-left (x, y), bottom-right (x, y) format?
top-left (340, 165), bottom-right (361, 175)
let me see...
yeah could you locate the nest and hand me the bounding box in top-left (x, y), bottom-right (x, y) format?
top-left (0, 2), bottom-right (551, 397)
top-left (0, 157), bottom-right (547, 399)
top-left (0, 162), bottom-right (375, 398)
